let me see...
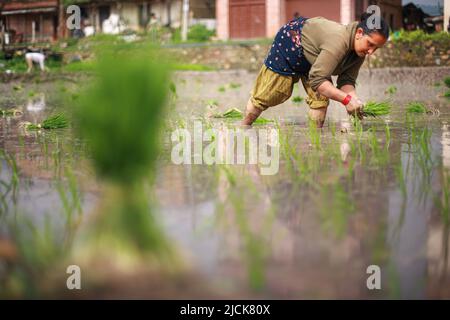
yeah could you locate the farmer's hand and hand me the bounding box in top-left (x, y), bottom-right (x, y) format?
top-left (345, 97), bottom-right (364, 120)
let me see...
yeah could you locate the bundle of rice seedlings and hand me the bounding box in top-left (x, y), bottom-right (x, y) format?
top-left (0, 109), bottom-right (23, 117)
top-left (362, 101), bottom-right (391, 117)
top-left (213, 107), bottom-right (273, 124)
top-left (20, 114), bottom-right (68, 130)
top-left (406, 102), bottom-right (427, 114)
top-left (219, 107), bottom-right (243, 119)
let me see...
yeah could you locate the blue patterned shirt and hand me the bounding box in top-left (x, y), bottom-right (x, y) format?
top-left (264, 17), bottom-right (312, 76)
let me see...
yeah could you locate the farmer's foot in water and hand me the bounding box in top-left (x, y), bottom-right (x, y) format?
top-left (241, 101), bottom-right (263, 126)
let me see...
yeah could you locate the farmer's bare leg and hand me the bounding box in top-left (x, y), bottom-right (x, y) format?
top-left (300, 75), bottom-right (329, 128)
top-left (308, 107), bottom-right (328, 128)
top-left (26, 58), bottom-right (33, 73)
top-left (241, 98), bottom-right (262, 126)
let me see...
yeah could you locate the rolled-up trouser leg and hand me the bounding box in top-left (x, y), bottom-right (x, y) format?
top-left (300, 75), bottom-right (329, 127)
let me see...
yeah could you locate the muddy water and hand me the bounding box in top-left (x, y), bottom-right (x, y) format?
top-left (1, 67), bottom-right (450, 298)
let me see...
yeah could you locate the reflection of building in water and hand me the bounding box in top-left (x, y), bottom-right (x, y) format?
top-left (425, 124), bottom-right (450, 296)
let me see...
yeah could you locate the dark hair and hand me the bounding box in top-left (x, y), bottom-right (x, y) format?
top-left (357, 12), bottom-right (389, 39)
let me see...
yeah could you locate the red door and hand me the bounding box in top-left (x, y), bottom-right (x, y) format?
top-left (229, 0), bottom-right (266, 39)
top-left (285, 0), bottom-right (341, 24)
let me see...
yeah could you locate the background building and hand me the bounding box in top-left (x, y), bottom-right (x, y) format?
top-left (216, 0), bottom-right (403, 40)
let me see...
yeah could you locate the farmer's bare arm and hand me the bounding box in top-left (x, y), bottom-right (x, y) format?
top-left (340, 84), bottom-right (356, 97)
top-left (316, 80), bottom-right (348, 102)
top-left (317, 81), bottom-right (363, 118)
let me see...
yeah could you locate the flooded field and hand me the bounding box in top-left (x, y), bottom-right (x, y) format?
top-left (1, 67), bottom-right (450, 299)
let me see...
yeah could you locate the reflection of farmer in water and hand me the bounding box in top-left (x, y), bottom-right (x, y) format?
top-left (242, 13), bottom-right (389, 128)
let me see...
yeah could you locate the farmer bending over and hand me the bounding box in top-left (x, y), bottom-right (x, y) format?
top-left (242, 13), bottom-right (389, 127)
top-left (25, 50), bottom-right (47, 73)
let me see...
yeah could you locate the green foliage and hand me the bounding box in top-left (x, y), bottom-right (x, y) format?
top-left (172, 24), bottom-right (215, 43)
top-left (187, 24), bottom-right (216, 42)
top-left (391, 30), bottom-right (450, 43)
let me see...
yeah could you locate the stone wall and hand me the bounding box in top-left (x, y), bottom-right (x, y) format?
top-left (165, 38), bottom-right (450, 70)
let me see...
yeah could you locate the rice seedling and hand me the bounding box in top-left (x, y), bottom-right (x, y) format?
top-left (0, 150), bottom-right (20, 215)
top-left (168, 81), bottom-right (178, 102)
top-left (385, 123), bottom-right (391, 150)
top-left (362, 101), bottom-right (392, 117)
top-left (228, 82), bottom-right (241, 89)
top-left (218, 86), bottom-right (226, 92)
top-left (435, 169), bottom-right (450, 226)
top-left (318, 182), bottom-right (355, 239)
top-left (385, 85), bottom-right (397, 95)
top-left (0, 109), bottom-right (23, 117)
top-left (395, 162), bottom-right (407, 199)
top-left (3, 214), bottom-right (70, 298)
top-left (212, 107), bottom-right (273, 124)
top-left (406, 102), bottom-right (427, 114)
top-left (218, 166), bottom-right (268, 290)
top-left (19, 114), bottom-right (68, 130)
top-left (367, 128), bottom-right (390, 166)
top-left (408, 126), bottom-right (434, 199)
top-left (330, 120), bottom-right (337, 137)
top-left (308, 119), bottom-right (321, 150)
top-left (291, 96), bottom-right (304, 104)
top-left (55, 167), bottom-right (83, 244)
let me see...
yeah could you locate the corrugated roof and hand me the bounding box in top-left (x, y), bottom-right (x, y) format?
top-left (3, 1), bottom-right (58, 11)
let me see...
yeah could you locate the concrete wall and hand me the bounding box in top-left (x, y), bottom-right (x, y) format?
top-left (267, 0), bottom-right (283, 37)
top-left (285, 0), bottom-right (341, 23)
top-left (341, 0), bottom-right (355, 25)
top-left (216, 0), bottom-right (229, 39)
